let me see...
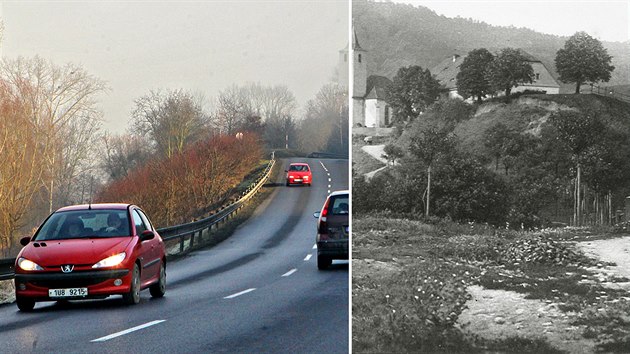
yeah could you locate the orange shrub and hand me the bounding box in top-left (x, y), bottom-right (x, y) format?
top-left (96, 133), bottom-right (263, 227)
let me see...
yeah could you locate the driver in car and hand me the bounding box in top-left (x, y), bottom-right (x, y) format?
top-left (106, 213), bottom-right (123, 232)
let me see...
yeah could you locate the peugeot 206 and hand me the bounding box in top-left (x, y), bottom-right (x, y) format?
top-left (14, 203), bottom-right (166, 311)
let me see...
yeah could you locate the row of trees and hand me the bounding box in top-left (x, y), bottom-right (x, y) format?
top-left (457, 32), bottom-right (614, 101)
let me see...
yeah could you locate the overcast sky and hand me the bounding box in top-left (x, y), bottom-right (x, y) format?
top-left (395, 1), bottom-right (629, 43)
top-left (0, 1), bottom-right (349, 133)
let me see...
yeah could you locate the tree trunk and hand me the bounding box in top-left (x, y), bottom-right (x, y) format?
top-left (426, 165), bottom-right (431, 217)
top-left (575, 81), bottom-right (582, 94)
top-left (576, 163), bottom-right (582, 226)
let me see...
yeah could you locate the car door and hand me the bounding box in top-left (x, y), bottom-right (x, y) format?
top-left (131, 209), bottom-right (158, 281)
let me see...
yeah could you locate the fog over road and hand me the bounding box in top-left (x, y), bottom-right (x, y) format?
top-left (0, 158), bottom-right (349, 353)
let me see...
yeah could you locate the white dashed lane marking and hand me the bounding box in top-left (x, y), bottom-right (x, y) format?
top-left (282, 269), bottom-right (297, 277)
top-left (304, 254), bottom-right (312, 261)
top-left (224, 288), bottom-right (256, 299)
top-left (312, 244), bottom-right (317, 249)
top-left (91, 320), bottom-right (166, 342)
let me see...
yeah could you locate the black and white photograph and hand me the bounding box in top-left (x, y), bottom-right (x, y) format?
top-left (351, 0), bottom-right (630, 352)
top-left (0, 1), bottom-right (349, 353)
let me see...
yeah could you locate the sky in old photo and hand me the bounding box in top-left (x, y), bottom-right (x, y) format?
top-left (0, 1), bottom-right (349, 133)
top-left (397, 1), bottom-right (629, 43)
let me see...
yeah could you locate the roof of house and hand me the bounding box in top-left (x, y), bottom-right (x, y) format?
top-left (430, 51), bottom-right (559, 90)
top-left (431, 55), bottom-right (466, 90)
top-left (353, 28), bottom-right (366, 52)
top-left (365, 75), bottom-right (392, 100)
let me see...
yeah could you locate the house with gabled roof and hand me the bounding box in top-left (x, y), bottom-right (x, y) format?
top-left (431, 51), bottom-right (560, 100)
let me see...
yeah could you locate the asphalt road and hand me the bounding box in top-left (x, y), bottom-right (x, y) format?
top-left (0, 158), bottom-right (349, 353)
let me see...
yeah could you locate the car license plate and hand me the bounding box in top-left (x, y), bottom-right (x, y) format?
top-left (294, 179), bottom-right (302, 182)
top-left (49, 288), bottom-right (88, 298)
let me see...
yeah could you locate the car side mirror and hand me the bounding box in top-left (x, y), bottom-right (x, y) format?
top-left (313, 212), bottom-right (320, 218)
top-left (140, 230), bottom-right (155, 241)
top-left (284, 170), bottom-right (288, 173)
top-left (20, 236), bottom-right (32, 246)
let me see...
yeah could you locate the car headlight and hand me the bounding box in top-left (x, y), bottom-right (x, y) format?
top-left (18, 257), bottom-right (43, 271)
top-left (289, 175), bottom-right (294, 178)
top-left (92, 252), bottom-right (126, 268)
top-left (304, 176), bottom-right (309, 179)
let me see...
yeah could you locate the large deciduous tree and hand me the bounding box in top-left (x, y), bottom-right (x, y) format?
top-left (131, 89), bottom-right (208, 158)
top-left (387, 65), bottom-right (440, 123)
top-left (298, 83), bottom-right (348, 155)
top-left (456, 48), bottom-right (495, 103)
top-left (487, 48), bottom-right (534, 98)
top-left (0, 56), bottom-right (106, 214)
top-left (555, 31), bottom-right (615, 94)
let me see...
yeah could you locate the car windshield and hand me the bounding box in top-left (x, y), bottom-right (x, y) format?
top-left (289, 165), bottom-right (309, 172)
top-left (33, 209), bottom-right (131, 241)
top-left (329, 195), bottom-right (349, 215)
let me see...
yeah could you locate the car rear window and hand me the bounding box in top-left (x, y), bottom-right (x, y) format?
top-left (34, 209), bottom-right (131, 240)
top-left (289, 165), bottom-right (309, 171)
top-left (328, 195), bottom-right (349, 215)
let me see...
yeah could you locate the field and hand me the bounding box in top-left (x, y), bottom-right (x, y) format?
top-left (353, 213), bottom-right (630, 352)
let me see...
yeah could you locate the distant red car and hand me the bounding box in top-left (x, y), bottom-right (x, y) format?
top-left (14, 203), bottom-right (166, 311)
top-left (286, 163), bottom-right (312, 187)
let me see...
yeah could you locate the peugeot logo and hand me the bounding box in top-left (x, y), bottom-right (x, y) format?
top-left (61, 265), bottom-right (74, 273)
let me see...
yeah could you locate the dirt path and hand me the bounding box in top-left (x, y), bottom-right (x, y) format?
top-left (457, 236), bottom-right (630, 353)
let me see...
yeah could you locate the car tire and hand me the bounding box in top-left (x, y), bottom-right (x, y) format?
top-left (149, 262), bottom-right (166, 298)
top-left (317, 255), bottom-right (332, 270)
top-left (286, 180), bottom-right (290, 186)
top-left (16, 296), bottom-right (35, 312)
top-left (123, 263), bottom-right (141, 305)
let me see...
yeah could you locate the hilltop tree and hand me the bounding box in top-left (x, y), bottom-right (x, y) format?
top-left (456, 48), bottom-right (495, 103)
top-left (555, 31), bottom-right (615, 94)
top-left (387, 65), bottom-right (440, 123)
top-left (487, 48), bottom-right (534, 98)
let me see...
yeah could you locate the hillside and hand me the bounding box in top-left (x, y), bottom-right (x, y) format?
top-left (353, 0), bottom-right (630, 93)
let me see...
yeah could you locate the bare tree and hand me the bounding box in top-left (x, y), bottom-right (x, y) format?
top-left (131, 89), bottom-right (208, 158)
top-left (0, 80), bottom-right (46, 250)
top-left (101, 133), bottom-right (152, 181)
top-left (0, 56), bottom-right (106, 213)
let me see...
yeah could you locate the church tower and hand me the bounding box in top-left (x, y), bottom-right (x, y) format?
top-left (352, 29), bottom-right (367, 127)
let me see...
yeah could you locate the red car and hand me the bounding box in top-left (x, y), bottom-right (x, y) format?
top-left (285, 163), bottom-right (312, 186)
top-left (14, 203), bottom-right (166, 311)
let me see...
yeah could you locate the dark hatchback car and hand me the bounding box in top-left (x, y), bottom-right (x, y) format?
top-left (14, 203), bottom-right (166, 311)
top-left (313, 190), bottom-right (349, 270)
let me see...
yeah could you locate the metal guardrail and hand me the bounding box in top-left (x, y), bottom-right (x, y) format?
top-left (0, 156), bottom-right (276, 281)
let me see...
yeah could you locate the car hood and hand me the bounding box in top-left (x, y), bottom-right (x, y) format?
top-left (287, 171), bottom-right (311, 176)
top-left (20, 237), bottom-right (133, 267)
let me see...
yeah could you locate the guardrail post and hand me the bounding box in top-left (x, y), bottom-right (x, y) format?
top-left (190, 232), bottom-right (195, 248)
top-left (179, 237), bottom-right (185, 253)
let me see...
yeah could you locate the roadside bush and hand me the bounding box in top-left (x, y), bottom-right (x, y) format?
top-left (353, 262), bottom-right (474, 352)
top-left (499, 234), bottom-right (591, 266)
top-left (97, 133), bottom-right (263, 227)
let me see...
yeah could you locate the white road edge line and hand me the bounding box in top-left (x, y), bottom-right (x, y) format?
top-left (282, 269), bottom-right (298, 277)
top-left (224, 288), bottom-right (256, 299)
top-left (304, 254), bottom-right (312, 261)
top-left (91, 320), bottom-right (166, 342)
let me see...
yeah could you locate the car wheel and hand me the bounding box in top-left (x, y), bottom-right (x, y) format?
top-left (317, 255), bottom-right (332, 270)
top-left (149, 262), bottom-right (166, 298)
top-left (123, 263), bottom-right (141, 305)
top-left (286, 180), bottom-right (290, 186)
top-left (16, 296), bottom-right (35, 312)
